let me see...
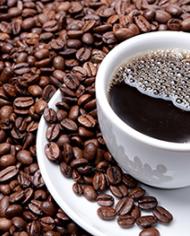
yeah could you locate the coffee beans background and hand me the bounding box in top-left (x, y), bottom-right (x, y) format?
top-left (0, 0), bottom-right (188, 235)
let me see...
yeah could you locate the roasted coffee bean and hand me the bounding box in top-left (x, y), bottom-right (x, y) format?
top-left (82, 33), bottom-right (94, 45)
top-left (0, 196), bottom-right (9, 217)
top-left (10, 190), bottom-right (24, 203)
top-left (129, 187), bottom-right (145, 200)
top-left (60, 162), bottom-right (72, 178)
top-left (46, 124), bottom-right (60, 141)
top-left (167, 19), bottom-right (181, 31)
top-left (109, 184), bottom-right (128, 198)
top-left (166, 5), bottom-right (182, 17)
top-left (83, 143), bottom-right (97, 161)
top-left (97, 206), bottom-right (116, 221)
top-left (97, 194), bottom-right (114, 207)
top-left (155, 10), bottom-right (171, 24)
top-left (138, 196), bottom-right (158, 210)
top-left (0, 154), bottom-right (16, 168)
top-left (134, 15), bottom-right (151, 32)
top-left (122, 174), bottom-right (138, 188)
top-left (76, 48), bottom-right (91, 62)
top-left (182, 18), bottom-right (190, 31)
top-left (93, 173), bottom-right (107, 192)
top-left (45, 142), bottom-right (60, 162)
top-left (14, 97), bottom-right (34, 109)
top-left (115, 197), bottom-right (134, 216)
top-left (41, 201), bottom-right (57, 216)
top-left (153, 206), bottom-right (173, 223)
top-left (70, 158), bottom-right (88, 168)
top-left (83, 185), bottom-right (97, 202)
top-left (53, 56), bottom-right (65, 70)
top-left (68, 105), bottom-right (79, 121)
top-left (5, 204), bottom-right (23, 218)
top-left (16, 150), bottom-right (33, 165)
top-left (0, 217), bottom-right (12, 231)
top-left (0, 143), bottom-right (11, 156)
top-left (61, 118), bottom-right (78, 131)
top-left (0, 166), bottom-right (19, 182)
top-left (106, 166), bottom-right (122, 185)
top-left (72, 183), bottom-right (83, 196)
top-left (12, 216), bottom-right (26, 231)
top-left (136, 215), bottom-right (157, 228)
top-left (35, 49), bottom-right (49, 60)
top-left (118, 215), bottom-right (135, 228)
top-left (130, 205), bottom-right (141, 219)
top-left (0, 184), bottom-right (10, 195)
top-left (44, 108), bottom-right (57, 124)
top-left (78, 114), bottom-right (96, 128)
top-left (139, 227), bottom-right (160, 236)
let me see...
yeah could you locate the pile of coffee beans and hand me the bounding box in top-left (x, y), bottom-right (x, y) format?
top-left (44, 75), bottom-right (173, 234)
top-left (1, 0), bottom-right (189, 235)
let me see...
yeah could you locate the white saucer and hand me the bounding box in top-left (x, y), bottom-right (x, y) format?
top-left (37, 90), bottom-right (190, 236)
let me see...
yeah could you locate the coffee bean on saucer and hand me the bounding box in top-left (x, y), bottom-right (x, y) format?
top-left (118, 215), bottom-right (135, 228)
top-left (153, 206), bottom-right (173, 223)
top-left (97, 206), bottom-right (116, 221)
top-left (138, 196), bottom-right (158, 210)
top-left (139, 227), bottom-right (160, 236)
top-left (136, 215), bottom-right (157, 228)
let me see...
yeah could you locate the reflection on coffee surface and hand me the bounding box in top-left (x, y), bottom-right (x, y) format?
top-left (109, 49), bottom-right (190, 143)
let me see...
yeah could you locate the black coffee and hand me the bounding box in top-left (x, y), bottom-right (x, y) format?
top-left (109, 49), bottom-right (190, 143)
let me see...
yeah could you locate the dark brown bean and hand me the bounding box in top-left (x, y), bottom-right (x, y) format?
top-left (0, 166), bottom-right (19, 182)
top-left (45, 142), bottom-right (60, 162)
top-left (76, 48), bottom-right (91, 62)
top-left (78, 114), bottom-right (96, 128)
top-left (61, 118), bottom-right (78, 131)
top-left (16, 150), bottom-right (33, 165)
top-left (130, 205), bottom-right (141, 219)
top-left (72, 183), bottom-right (83, 196)
top-left (138, 196), bottom-right (158, 210)
top-left (0, 143), bottom-right (11, 156)
top-left (0, 217), bottom-right (12, 231)
top-left (106, 166), bottom-right (122, 185)
top-left (122, 174), bottom-right (138, 188)
top-left (93, 173), bottom-right (107, 192)
top-left (5, 204), bottom-right (23, 218)
top-left (46, 124), bottom-right (60, 141)
top-left (136, 215), bottom-right (157, 228)
top-left (115, 197), bottom-right (134, 216)
top-left (41, 201), bottom-right (57, 216)
top-left (0, 196), bottom-right (9, 217)
top-left (83, 185), bottom-right (97, 202)
top-left (44, 108), bottom-right (57, 124)
top-left (110, 185), bottom-right (125, 199)
top-left (97, 194), bottom-right (114, 207)
top-left (139, 227), bottom-right (160, 236)
top-left (97, 206), bottom-right (116, 221)
top-left (118, 215), bottom-right (135, 228)
top-left (129, 187), bottom-right (145, 200)
top-left (83, 143), bottom-right (97, 161)
top-left (153, 206), bottom-right (173, 223)
top-left (155, 10), bottom-right (171, 24)
top-left (0, 154), bottom-right (16, 167)
top-left (182, 18), bottom-right (190, 31)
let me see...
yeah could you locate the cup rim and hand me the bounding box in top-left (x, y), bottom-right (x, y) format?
top-left (96, 31), bottom-right (190, 152)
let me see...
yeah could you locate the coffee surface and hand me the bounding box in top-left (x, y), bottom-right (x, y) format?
top-left (109, 49), bottom-right (190, 143)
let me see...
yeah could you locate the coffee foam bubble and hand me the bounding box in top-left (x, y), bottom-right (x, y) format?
top-left (112, 49), bottom-right (190, 111)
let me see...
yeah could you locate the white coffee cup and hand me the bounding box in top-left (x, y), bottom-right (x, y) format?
top-left (96, 31), bottom-right (190, 189)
